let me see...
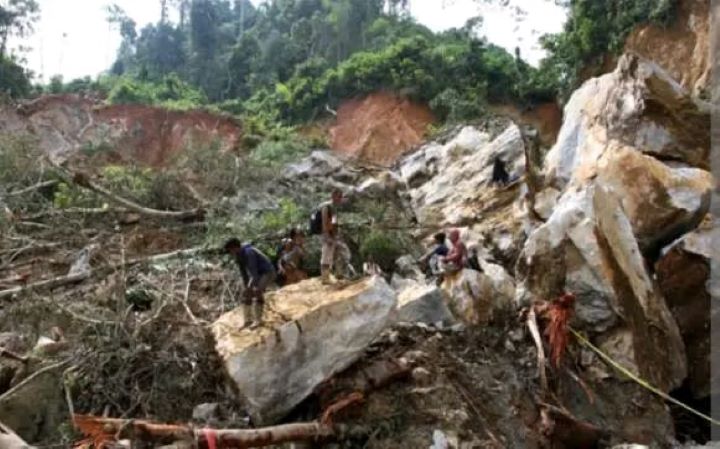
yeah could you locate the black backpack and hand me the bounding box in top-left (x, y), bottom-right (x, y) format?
top-left (309, 209), bottom-right (323, 235)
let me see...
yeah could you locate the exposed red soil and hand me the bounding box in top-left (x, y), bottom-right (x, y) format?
top-left (93, 105), bottom-right (243, 166)
top-left (329, 92), bottom-right (435, 167)
top-left (10, 94), bottom-right (243, 168)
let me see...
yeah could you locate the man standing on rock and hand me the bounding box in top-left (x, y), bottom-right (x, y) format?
top-left (315, 188), bottom-right (352, 284)
top-left (224, 238), bottom-right (276, 306)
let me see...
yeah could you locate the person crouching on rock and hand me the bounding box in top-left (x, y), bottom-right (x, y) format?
top-left (224, 238), bottom-right (276, 305)
top-left (418, 232), bottom-right (449, 278)
top-left (438, 229), bottom-right (467, 284)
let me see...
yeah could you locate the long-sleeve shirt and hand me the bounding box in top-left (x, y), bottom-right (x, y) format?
top-left (235, 244), bottom-right (274, 287)
top-left (444, 241), bottom-right (467, 266)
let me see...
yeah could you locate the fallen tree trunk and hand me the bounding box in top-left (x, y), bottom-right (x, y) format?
top-left (48, 161), bottom-right (204, 221)
top-left (74, 415), bottom-right (337, 449)
top-left (5, 180), bottom-right (58, 198)
top-left (0, 271), bottom-right (90, 300)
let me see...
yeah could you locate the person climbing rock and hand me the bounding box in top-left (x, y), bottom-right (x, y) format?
top-left (439, 229), bottom-right (467, 283)
top-left (312, 189), bottom-right (353, 284)
top-left (278, 228), bottom-right (308, 286)
top-left (418, 232), bottom-right (449, 277)
top-left (491, 156), bottom-right (510, 187)
top-left (223, 238), bottom-right (276, 306)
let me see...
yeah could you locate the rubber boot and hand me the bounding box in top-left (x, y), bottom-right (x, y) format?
top-left (321, 265), bottom-right (332, 285)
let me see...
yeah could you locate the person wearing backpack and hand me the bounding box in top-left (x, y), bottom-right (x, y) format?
top-left (310, 189), bottom-right (351, 284)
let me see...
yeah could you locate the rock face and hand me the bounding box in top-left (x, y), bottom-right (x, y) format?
top-left (211, 276), bottom-right (397, 425)
top-left (516, 55), bottom-right (715, 394)
top-left (535, 54), bottom-right (712, 292)
top-left (0, 94), bottom-right (242, 166)
top-left (545, 55), bottom-right (710, 180)
top-left (656, 216), bottom-right (718, 398)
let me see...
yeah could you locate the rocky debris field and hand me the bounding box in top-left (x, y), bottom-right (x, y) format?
top-left (0, 47), bottom-right (717, 449)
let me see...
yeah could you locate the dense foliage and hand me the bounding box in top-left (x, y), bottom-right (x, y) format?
top-left (8, 0), bottom-right (678, 121)
top-left (539, 0), bottom-right (676, 98)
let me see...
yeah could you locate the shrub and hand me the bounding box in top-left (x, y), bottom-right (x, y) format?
top-left (360, 230), bottom-right (404, 273)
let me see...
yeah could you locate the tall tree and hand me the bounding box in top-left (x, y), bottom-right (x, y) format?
top-left (0, 0), bottom-right (39, 58)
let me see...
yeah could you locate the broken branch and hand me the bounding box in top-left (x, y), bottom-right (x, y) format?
top-left (49, 160), bottom-right (204, 221)
top-left (5, 180), bottom-right (58, 197)
top-left (526, 307), bottom-right (549, 392)
top-left (0, 271), bottom-right (90, 300)
top-left (74, 415), bottom-right (337, 448)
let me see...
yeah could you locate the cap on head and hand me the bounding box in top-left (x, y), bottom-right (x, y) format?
top-left (223, 238), bottom-right (242, 253)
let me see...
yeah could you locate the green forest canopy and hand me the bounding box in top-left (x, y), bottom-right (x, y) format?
top-left (3, 0), bottom-right (676, 125)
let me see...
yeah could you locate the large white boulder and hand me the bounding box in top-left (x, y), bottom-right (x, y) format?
top-left (545, 54), bottom-right (710, 189)
top-left (211, 276), bottom-right (397, 425)
top-left (394, 282), bottom-right (455, 325)
top-left (542, 55), bottom-right (711, 254)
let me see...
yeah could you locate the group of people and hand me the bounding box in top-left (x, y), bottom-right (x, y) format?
top-left (223, 188), bottom-right (351, 306)
top-left (418, 229), bottom-right (480, 284)
top-left (223, 187), bottom-right (482, 309)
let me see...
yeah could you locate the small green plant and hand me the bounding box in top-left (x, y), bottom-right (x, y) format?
top-left (249, 138), bottom-right (311, 167)
top-left (53, 182), bottom-right (101, 209)
top-left (80, 140), bottom-right (114, 157)
top-left (101, 165), bottom-right (153, 202)
top-left (360, 230), bottom-right (404, 273)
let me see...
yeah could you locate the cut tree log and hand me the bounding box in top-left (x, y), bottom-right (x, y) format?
top-left (74, 415), bottom-right (337, 449)
top-left (0, 271), bottom-right (90, 300)
top-left (48, 160), bottom-right (204, 221)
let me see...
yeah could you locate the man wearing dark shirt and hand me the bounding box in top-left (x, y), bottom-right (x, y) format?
top-left (419, 232), bottom-right (449, 276)
top-left (224, 238), bottom-right (276, 304)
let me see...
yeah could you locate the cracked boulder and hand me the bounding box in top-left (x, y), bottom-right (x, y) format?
top-left (211, 276), bottom-right (397, 425)
top-left (542, 54), bottom-right (711, 256)
top-left (544, 54), bottom-right (710, 188)
top-left (516, 186), bottom-right (686, 392)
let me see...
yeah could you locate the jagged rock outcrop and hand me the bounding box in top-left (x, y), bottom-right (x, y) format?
top-left (0, 94), bottom-right (242, 165)
top-left (398, 125), bottom-right (528, 264)
top-left (211, 276), bottom-right (397, 425)
top-left (539, 54), bottom-right (711, 255)
top-left (516, 55), bottom-right (714, 394)
top-left (656, 216), bottom-right (719, 398)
